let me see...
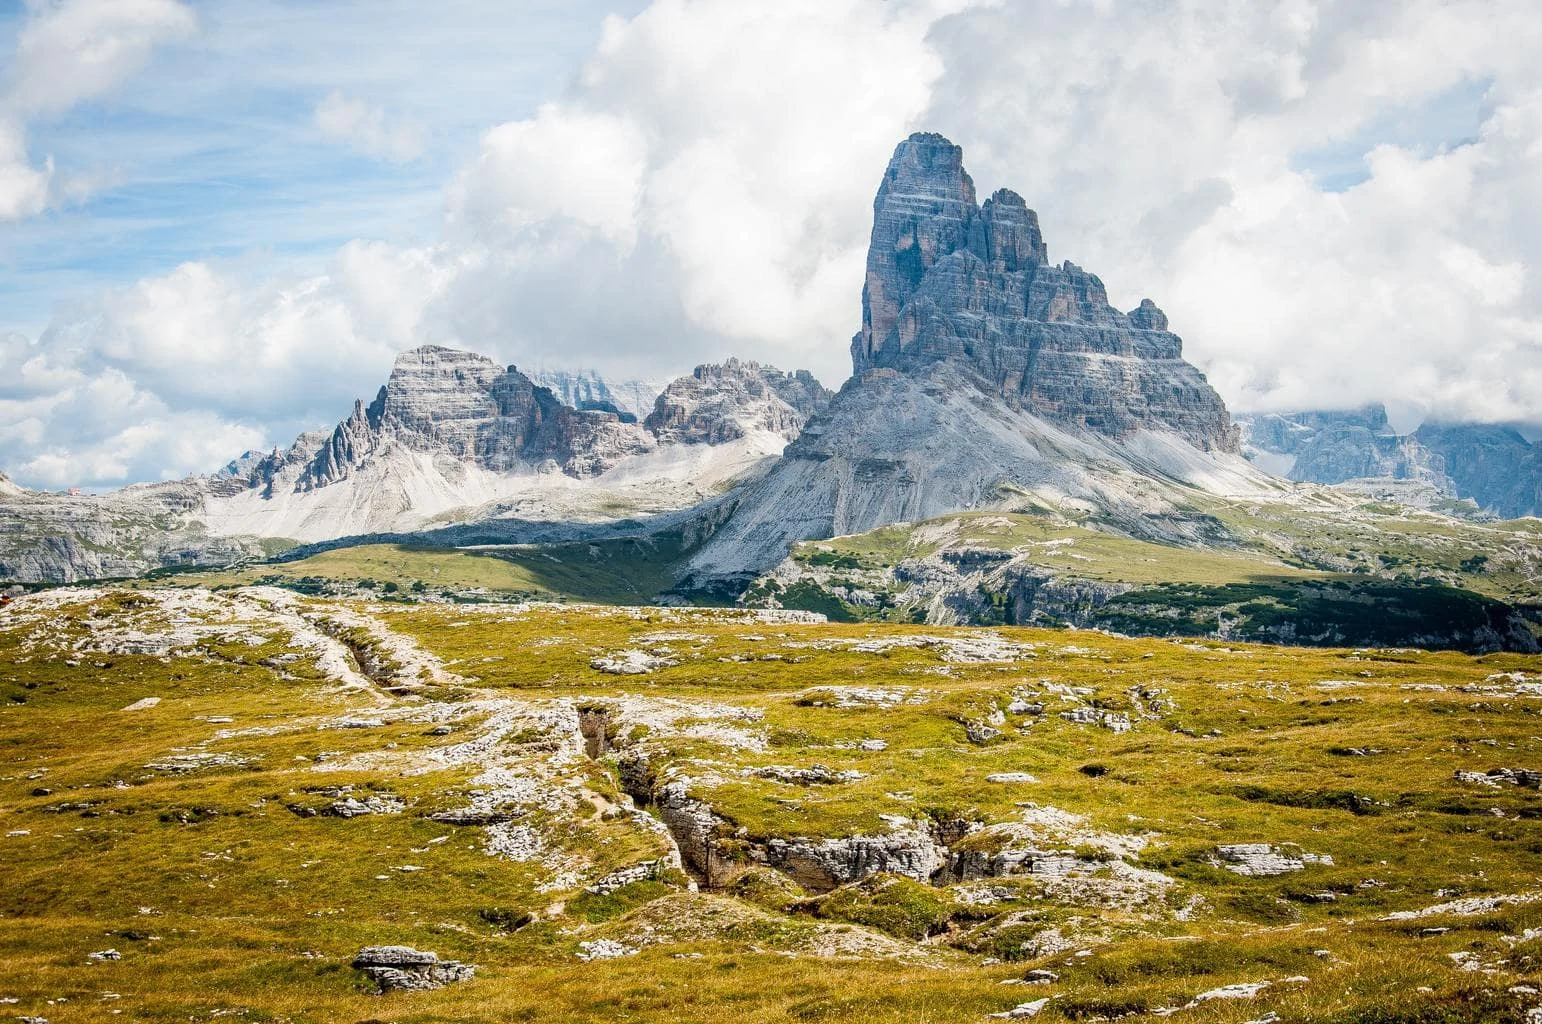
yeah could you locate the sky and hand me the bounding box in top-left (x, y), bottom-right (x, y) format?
top-left (1, 0), bottom-right (1540, 489)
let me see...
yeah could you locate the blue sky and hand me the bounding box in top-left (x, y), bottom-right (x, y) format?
top-left (1, 0), bottom-right (1539, 489)
top-left (0, 0), bottom-right (643, 334)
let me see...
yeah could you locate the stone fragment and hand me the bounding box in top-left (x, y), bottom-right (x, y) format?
top-left (988, 998), bottom-right (1049, 1019)
top-left (351, 946), bottom-right (475, 992)
top-left (747, 764), bottom-right (865, 785)
top-left (1214, 844), bottom-right (1332, 877)
top-left (590, 649), bottom-right (679, 675)
top-left (575, 939), bottom-right (639, 961)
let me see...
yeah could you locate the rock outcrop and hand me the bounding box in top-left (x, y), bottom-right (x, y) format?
top-left (0, 480), bottom-right (268, 583)
top-left (351, 946), bottom-right (475, 992)
top-left (645, 359), bottom-right (832, 445)
top-left (760, 830), bottom-right (946, 891)
top-left (852, 132), bottom-right (1237, 451)
top-left (1414, 422), bottom-right (1541, 519)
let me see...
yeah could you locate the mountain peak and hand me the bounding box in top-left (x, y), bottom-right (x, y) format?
top-left (851, 133), bottom-right (1237, 453)
top-left (880, 133), bottom-right (976, 206)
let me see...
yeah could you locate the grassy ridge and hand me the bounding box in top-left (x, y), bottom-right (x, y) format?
top-left (3, 590), bottom-right (1540, 1021)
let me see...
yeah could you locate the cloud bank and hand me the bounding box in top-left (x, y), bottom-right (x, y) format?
top-left (3, 0), bottom-right (1542, 488)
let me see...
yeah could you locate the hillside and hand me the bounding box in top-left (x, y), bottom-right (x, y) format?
top-left (2, 587), bottom-right (1540, 1022)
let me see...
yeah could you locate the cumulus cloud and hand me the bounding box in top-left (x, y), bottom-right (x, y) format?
top-left (314, 91), bottom-right (425, 163)
top-left (0, 118), bottom-right (51, 219)
top-left (0, 240), bottom-right (457, 488)
top-left (915, 0), bottom-right (1542, 425)
top-left (8, 0), bottom-right (196, 116)
top-left (0, 0), bottom-right (194, 221)
top-left (7, 0), bottom-right (1542, 488)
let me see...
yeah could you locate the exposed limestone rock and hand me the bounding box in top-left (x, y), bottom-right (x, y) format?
top-left (989, 997), bottom-right (1049, 1019)
top-left (1214, 843), bottom-right (1333, 876)
top-left (584, 858), bottom-right (679, 896)
top-left (1453, 768), bottom-right (1541, 789)
top-left (576, 939), bottom-right (639, 961)
top-left (590, 649), bottom-right (679, 675)
top-left (645, 360), bottom-right (831, 445)
top-left (760, 828), bottom-right (947, 891)
top-left (0, 479), bottom-right (268, 583)
top-left (744, 764), bottom-right (866, 785)
top-left (1059, 707), bottom-right (1132, 733)
top-left (351, 946), bottom-right (475, 992)
top-left (852, 133), bottom-right (1237, 452)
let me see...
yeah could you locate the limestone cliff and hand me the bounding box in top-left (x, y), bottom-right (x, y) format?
top-left (645, 359), bottom-right (832, 445)
top-left (852, 133), bottom-right (1237, 451)
top-left (1239, 406), bottom-right (1541, 518)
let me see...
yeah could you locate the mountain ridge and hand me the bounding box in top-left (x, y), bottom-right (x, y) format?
top-left (1239, 405), bottom-right (1541, 518)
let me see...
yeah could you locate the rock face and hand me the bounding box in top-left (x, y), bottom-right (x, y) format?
top-left (291, 346), bottom-right (654, 488)
top-left (1414, 422), bottom-right (1541, 519)
top-left (0, 480), bottom-right (267, 583)
top-left (351, 946), bottom-right (475, 992)
top-left (1239, 405), bottom-right (1541, 518)
top-left (761, 830), bottom-right (946, 891)
top-left (852, 133), bottom-right (1237, 452)
top-left (1238, 406), bottom-right (1448, 486)
top-left (645, 359), bottom-right (832, 445)
top-left (1213, 843), bottom-right (1332, 877)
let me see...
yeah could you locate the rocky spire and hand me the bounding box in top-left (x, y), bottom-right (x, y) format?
top-left (853, 133), bottom-right (980, 372)
top-left (846, 132), bottom-right (1238, 453)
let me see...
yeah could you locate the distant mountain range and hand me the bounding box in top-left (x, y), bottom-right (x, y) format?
top-left (1238, 406), bottom-right (1541, 518)
top-left (526, 369), bottom-right (669, 422)
top-left (1, 132), bottom-right (1537, 653)
top-left (0, 353), bottom-right (829, 581)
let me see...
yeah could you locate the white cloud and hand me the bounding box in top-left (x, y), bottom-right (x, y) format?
top-left (918, 0), bottom-right (1542, 426)
top-left (0, 118), bottom-right (51, 219)
top-left (8, 0), bottom-right (1542, 488)
top-left (314, 91), bottom-right (425, 163)
top-left (9, 0), bottom-right (196, 116)
top-left (447, 103), bottom-right (646, 247)
top-left (0, 0), bottom-right (194, 221)
top-left (438, 0), bottom-right (983, 382)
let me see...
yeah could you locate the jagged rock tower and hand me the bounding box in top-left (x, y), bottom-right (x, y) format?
top-left (852, 132), bottom-right (1236, 450)
top-left (683, 133), bottom-right (1255, 588)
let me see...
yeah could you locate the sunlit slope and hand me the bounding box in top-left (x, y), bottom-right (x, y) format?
top-left (2, 589), bottom-right (1540, 1022)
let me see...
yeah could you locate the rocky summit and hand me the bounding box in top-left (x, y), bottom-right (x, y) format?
top-left (289, 345), bottom-right (654, 488)
top-left (685, 133), bottom-right (1264, 588)
top-left (645, 359), bottom-right (832, 445)
top-left (853, 132), bottom-right (1237, 452)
